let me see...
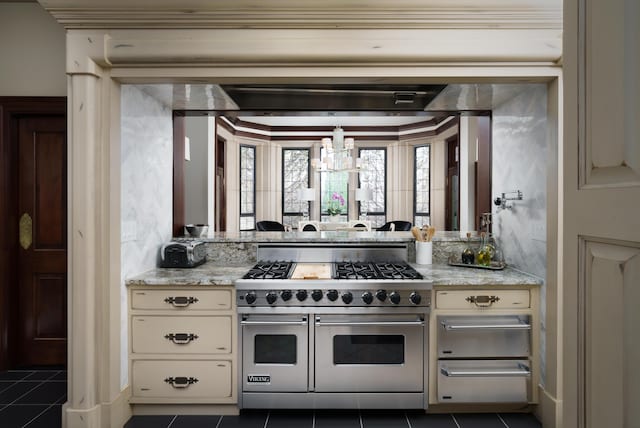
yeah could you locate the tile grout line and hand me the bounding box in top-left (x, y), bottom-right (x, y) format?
top-left (215, 415), bottom-right (223, 428)
top-left (358, 410), bottom-right (363, 428)
top-left (451, 414), bottom-right (462, 428)
top-left (404, 411), bottom-right (413, 428)
top-left (497, 413), bottom-right (510, 428)
top-left (5, 381), bottom-right (46, 406)
top-left (263, 410), bottom-right (270, 428)
top-left (166, 414), bottom-right (178, 428)
top-left (312, 410), bottom-right (315, 428)
top-left (21, 402), bottom-right (57, 428)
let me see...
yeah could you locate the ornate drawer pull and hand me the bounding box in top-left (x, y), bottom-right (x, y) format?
top-left (164, 333), bottom-right (199, 344)
top-left (165, 296), bottom-right (199, 307)
top-left (465, 295), bottom-right (500, 307)
top-left (164, 376), bottom-right (198, 388)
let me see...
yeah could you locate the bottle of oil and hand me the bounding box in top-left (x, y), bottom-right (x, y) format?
top-left (461, 232), bottom-right (475, 264)
top-left (476, 232), bottom-right (491, 266)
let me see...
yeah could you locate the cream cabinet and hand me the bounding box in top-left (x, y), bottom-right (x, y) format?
top-left (429, 285), bottom-right (540, 408)
top-left (128, 286), bottom-right (237, 404)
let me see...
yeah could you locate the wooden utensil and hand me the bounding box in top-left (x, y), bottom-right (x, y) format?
top-left (411, 226), bottom-right (423, 241)
top-left (426, 226), bottom-right (436, 242)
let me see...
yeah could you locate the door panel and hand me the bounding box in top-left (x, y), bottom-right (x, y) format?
top-left (17, 115), bottom-right (67, 367)
top-left (564, 0), bottom-right (640, 426)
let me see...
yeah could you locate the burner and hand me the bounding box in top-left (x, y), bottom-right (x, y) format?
top-left (242, 261), bottom-right (294, 279)
top-left (334, 262), bottom-right (378, 280)
top-left (374, 262), bottom-right (423, 280)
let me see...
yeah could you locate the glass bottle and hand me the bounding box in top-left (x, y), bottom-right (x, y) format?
top-left (476, 232), bottom-right (490, 266)
top-left (461, 232), bottom-right (475, 264)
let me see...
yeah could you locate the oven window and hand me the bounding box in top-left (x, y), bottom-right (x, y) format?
top-left (333, 335), bottom-right (404, 364)
top-left (254, 335), bottom-right (297, 364)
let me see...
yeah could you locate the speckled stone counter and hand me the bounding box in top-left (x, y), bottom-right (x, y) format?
top-left (412, 263), bottom-right (542, 286)
top-left (126, 261), bottom-right (541, 288)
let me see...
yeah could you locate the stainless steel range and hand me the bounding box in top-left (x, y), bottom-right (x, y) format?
top-left (235, 243), bottom-right (432, 410)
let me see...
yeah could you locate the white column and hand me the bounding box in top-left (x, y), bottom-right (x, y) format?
top-left (458, 116), bottom-right (477, 232)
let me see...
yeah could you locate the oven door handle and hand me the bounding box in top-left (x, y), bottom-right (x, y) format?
top-left (315, 319), bottom-right (424, 327)
top-left (240, 320), bottom-right (308, 326)
top-left (440, 364), bottom-right (531, 378)
top-left (441, 321), bottom-right (531, 330)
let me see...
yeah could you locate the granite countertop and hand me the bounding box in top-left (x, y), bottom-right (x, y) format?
top-left (173, 230), bottom-right (480, 243)
top-left (126, 261), bottom-right (542, 287)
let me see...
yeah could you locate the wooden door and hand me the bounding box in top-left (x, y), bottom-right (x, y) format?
top-left (563, 0), bottom-right (640, 427)
top-left (445, 135), bottom-right (460, 231)
top-left (16, 115), bottom-right (68, 367)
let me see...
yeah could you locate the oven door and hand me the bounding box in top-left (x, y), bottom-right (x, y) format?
top-left (241, 314), bottom-right (308, 392)
top-left (314, 314), bottom-right (424, 392)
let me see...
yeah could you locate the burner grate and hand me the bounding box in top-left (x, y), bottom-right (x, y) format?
top-left (373, 262), bottom-right (423, 280)
top-left (334, 262), bottom-right (379, 279)
top-left (242, 261), bottom-right (294, 279)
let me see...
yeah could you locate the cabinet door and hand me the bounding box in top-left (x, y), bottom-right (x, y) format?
top-left (132, 360), bottom-right (232, 399)
top-left (132, 316), bottom-right (231, 354)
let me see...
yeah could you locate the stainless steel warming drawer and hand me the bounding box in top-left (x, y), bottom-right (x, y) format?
top-left (437, 315), bottom-right (531, 358)
top-left (438, 360), bottom-right (531, 403)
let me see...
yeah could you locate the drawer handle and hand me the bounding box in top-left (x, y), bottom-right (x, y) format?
top-left (165, 296), bottom-right (199, 307)
top-left (465, 295), bottom-right (500, 307)
top-left (164, 333), bottom-right (199, 344)
top-left (440, 364), bottom-right (530, 378)
top-left (164, 376), bottom-right (199, 388)
top-left (441, 322), bottom-right (531, 331)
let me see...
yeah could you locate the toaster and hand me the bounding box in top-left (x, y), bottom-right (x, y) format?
top-left (160, 241), bottom-right (207, 268)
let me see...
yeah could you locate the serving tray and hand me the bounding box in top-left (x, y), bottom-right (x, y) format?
top-left (447, 256), bottom-right (506, 270)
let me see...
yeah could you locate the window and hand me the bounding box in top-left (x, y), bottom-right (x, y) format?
top-left (239, 145), bottom-right (256, 230)
top-left (358, 148), bottom-right (386, 228)
top-left (320, 169), bottom-right (348, 221)
top-left (414, 145), bottom-right (431, 227)
top-left (282, 148), bottom-right (310, 229)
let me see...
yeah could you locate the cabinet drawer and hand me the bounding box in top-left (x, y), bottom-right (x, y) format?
top-left (131, 289), bottom-right (232, 311)
top-left (438, 315), bottom-right (530, 358)
top-left (131, 316), bottom-right (231, 354)
top-left (132, 360), bottom-right (232, 399)
top-left (435, 290), bottom-right (529, 309)
top-left (438, 360), bottom-right (531, 403)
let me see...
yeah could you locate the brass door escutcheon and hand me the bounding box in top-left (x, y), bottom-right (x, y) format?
top-left (19, 212), bottom-right (33, 250)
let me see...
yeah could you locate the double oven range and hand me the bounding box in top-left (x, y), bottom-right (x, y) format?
top-left (235, 244), bottom-right (432, 409)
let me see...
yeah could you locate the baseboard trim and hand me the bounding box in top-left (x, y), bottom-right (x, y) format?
top-left (537, 384), bottom-right (562, 428)
top-left (63, 387), bottom-right (131, 428)
top-left (132, 404), bottom-right (239, 415)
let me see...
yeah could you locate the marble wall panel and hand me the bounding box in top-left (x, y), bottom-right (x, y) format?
top-left (120, 85), bottom-right (173, 388)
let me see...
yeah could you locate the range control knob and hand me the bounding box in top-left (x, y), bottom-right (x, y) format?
top-left (280, 290), bottom-right (292, 301)
top-left (266, 292), bottom-right (278, 305)
top-left (341, 292), bottom-right (353, 304)
top-left (245, 292), bottom-right (257, 305)
top-left (296, 290), bottom-right (308, 301)
top-left (362, 291), bottom-right (374, 305)
top-left (327, 289), bottom-right (339, 301)
top-left (376, 289), bottom-right (387, 302)
top-left (311, 290), bottom-right (323, 302)
top-left (409, 292), bottom-right (422, 305)
top-left (389, 291), bottom-right (401, 305)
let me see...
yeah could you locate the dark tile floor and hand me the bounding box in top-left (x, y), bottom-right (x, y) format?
top-left (0, 369), bottom-right (542, 428)
top-left (0, 368), bottom-right (67, 428)
top-left (124, 409), bottom-right (542, 428)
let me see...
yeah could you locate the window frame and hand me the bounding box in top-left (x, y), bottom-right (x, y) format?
top-left (357, 147), bottom-right (387, 225)
top-left (413, 144), bottom-right (431, 227)
top-left (239, 144), bottom-right (256, 230)
top-left (281, 148), bottom-right (311, 227)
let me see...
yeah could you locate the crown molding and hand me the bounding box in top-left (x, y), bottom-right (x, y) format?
top-left (38, 1), bottom-right (561, 30)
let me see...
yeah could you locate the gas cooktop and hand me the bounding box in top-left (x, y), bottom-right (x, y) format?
top-left (241, 261), bottom-right (423, 281)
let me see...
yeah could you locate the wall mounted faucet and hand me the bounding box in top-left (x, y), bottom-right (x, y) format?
top-left (494, 190), bottom-right (523, 210)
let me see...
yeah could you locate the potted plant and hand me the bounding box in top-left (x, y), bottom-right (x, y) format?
top-left (326, 192), bottom-right (345, 221)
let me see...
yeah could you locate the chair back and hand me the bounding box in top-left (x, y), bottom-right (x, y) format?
top-left (256, 220), bottom-right (286, 231)
top-left (347, 220), bottom-right (372, 231)
top-left (378, 221), bottom-right (412, 231)
top-left (299, 221), bottom-right (320, 231)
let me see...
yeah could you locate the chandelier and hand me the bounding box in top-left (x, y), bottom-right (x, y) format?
top-left (311, 126), bottom-right (364, 173)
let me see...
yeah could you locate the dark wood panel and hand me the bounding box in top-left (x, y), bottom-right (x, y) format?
top-left (475, 116), bottom-right (492, 231)
top-left (35, 275), bottom-right (67, 338)
top-left (173, 114), bottom-right (186, 236)
top-left (0, 97), bottom-right (66, 370)
top-left (35, 130), bottom-right (66, 249)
